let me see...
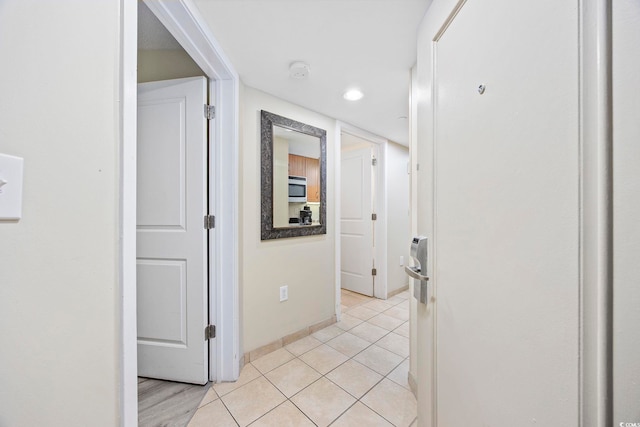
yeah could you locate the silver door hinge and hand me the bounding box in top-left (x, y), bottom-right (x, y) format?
top-left (205, 325), bottom-right (216, 340)
top-left (372, 157), bottom-right (378, 166)
top-left (204, 215), bottom-right (215, 229)
top-left (371, 213), bottom-right (377, 221)
top-left (372, 268), bottom-right (377, 276)
top-left (204, 104), bottom-right (215, 120)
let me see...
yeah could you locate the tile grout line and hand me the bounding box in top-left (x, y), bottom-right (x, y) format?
top-left (197, 290), bottom-right (413, 427)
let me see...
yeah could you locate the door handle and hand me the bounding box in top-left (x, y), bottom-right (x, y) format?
top-left (404, 265), bottom-right (429, 282)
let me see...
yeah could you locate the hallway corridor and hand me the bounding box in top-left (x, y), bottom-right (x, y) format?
top-left (188, 289), bottom-right (416, 426)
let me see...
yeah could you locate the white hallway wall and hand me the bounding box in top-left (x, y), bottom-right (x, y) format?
top-left (0, 1), bottom-right (122, 426)
top-left (240, 85), bottom-right (337, 353)
top-left (386, 141), bottom-right (410, 295)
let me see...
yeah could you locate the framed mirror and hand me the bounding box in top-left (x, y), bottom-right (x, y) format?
top-left (261, 110), bottom-right (327, 240)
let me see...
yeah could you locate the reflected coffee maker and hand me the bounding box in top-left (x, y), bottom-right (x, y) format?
top-left (299, 206), bottom-right (312, 225)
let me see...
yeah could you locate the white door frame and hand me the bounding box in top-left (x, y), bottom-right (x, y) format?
top-left (335, 122), bottom-right (389, 312)
top-left (120, 0), bottom-right (240, 425)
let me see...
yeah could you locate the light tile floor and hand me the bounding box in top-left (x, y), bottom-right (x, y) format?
top-left (188, 289), bottom-right (417, 427)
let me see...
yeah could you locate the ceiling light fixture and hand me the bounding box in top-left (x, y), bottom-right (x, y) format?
top-left (343, 89), bottom-right (364, 101)
top-left (289, 62), bottom-right (310, 79)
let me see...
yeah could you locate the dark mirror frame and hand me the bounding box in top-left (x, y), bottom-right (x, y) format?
top-left (261, 110), bottom-right (327, 240)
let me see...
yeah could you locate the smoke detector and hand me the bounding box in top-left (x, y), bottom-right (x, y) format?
top-left (289, 62), bottom-right (310, 79)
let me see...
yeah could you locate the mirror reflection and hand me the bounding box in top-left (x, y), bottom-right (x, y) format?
top-left (273, 125), bottom-right (321, 228)
top-left (261, 110), bottom-right (326, 240)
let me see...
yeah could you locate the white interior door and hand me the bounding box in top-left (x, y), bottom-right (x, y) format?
top-left (432, 0), bottom-right (579, 424)
top-left (137, 77), bottom-right (209, 385)
top-left (341, 146), bottom-right (374, 296)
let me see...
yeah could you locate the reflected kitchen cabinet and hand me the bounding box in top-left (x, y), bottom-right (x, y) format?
top-left (288, 154), bottom-right (306, 177)
top-left (289, 154), bottom-right (320, 202)
top-left (306, 157), bottom-right (320, 202)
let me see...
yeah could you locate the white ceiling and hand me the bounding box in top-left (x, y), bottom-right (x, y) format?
top-left (191, 0), bottom-right (432, 146)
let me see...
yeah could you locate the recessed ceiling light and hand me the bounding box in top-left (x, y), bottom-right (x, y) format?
top-left (343, 89), bottom-right (364, 101)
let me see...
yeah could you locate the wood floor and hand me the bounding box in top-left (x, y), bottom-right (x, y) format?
top-left (138, 377), bottom-right (210, 427)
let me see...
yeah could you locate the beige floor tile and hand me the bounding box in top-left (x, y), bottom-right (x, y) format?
top-left (376, 332), bottom-right (410, 358)
top-left (284, 335), bottom-right (322, 356)
top-left (188, 399), bottom-right (238, 427)
top-left (221, 376), bottom-right (286, 426)
top-left (299, 344), bottom-right (349, 374)
top-left (251, 348), bottom-right (295, 374)
top-left (335, 313), bottom-right (363, 331)
top-left (264, 358), bottom-right (321, 397)
top-left (214, 363), bottom-right (261, 396)
top-left (249, 401), bottom-right (315, 427)
top-left (396, 299), bottom-right (410, 310)
top-left (291, 377), bottom-right (356, 427)
top-left (361, 379), bottom-right (417, 427)
top-left (331, 401), bottom-right (393, 427)
top-left (386, 294), bottom-right (406, 305)
top-left (325, 332), bottom-right (371, 357)
top-left (361, 299), bottom-right (394, 312)
top-left (386, 358), bottom-right (411, 390)
top-left (396, 290), bottom-right (410, 300)
top-left (410, 417), bottom-right (418, 426)
top-left (197, 387), bottom-right (218, 408)
top-left (311, 325), bottom-right (344, 342)
top-left (347, 305), bottom-right (379, 321)
top-left (349, 322), bottom-right (390, 343)
top-left (393, 321), bottom-right (410, 338)
top-left (353, 345), bottom-right (404, 376)
top-left (325, 359), bottom-right (383, 399)
top-left (341, 294), bottom-right (366, 307)
top-left (384, 305), bottom-right (410, 321)
top-left (368, 313), bottom-right (405, 331)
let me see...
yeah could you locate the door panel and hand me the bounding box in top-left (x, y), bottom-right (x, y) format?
top-left (433, 0), bottom-right (579, 424)
top-left (341, 146), bottom-right (374, 296)
top-left (137, 77), bottom-right (209, 385)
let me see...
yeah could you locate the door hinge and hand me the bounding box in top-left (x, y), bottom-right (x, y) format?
top-left (371, 213), bottom-right (377, 221)
top-left (205, 325), bottom-right (216, 340)
top-left (372, 268), bottom-right (377, 276)
top-left (204, 215), bottom-right (215, 229)
top-left (204, 104), bottom-right (215, 120)
top-left (372, 156), bottom-right (378, 166)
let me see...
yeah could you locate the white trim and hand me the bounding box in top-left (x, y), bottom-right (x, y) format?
top-left (142, 0), bottom-right (240, 384)
top-left (336, 121), bottom-right (389, 300)
top-left (579, 0), bottom-right (613, 424)
top-left (119, 0), bottom-right (138, 425)
top-left (120, 2), bottom-right (240, 422)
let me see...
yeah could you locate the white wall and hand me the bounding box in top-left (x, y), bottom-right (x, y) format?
top-left (613, 0), bottom-right (640, 421)
top-left (273, 137), bottom-right (289, 228)
top-left (385, 142), bottom-right (410, 295)
top-left (138, 49), bottom-right (205, 83)
top-left (240, 86), bottom-right (336, 352)
top-left (0, 1), bottom-right (121, 426)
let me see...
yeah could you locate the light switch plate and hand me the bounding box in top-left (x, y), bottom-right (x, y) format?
top-left (0, 154), bottom-right (24, 220)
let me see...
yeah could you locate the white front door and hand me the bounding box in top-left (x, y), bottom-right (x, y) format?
top-left (340, 146), bottom-right (375, 296)
top-left (137, 77), bottom-right (209, 385)
top-left (431, 0), bottom-right (579, 424)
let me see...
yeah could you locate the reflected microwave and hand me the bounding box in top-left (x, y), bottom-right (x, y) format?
top-left (288, 175), bottom-right (307, 203)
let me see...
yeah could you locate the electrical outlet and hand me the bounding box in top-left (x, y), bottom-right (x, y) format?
top-left (400, 256), bottom-right (404, 266)
top-left (279, 285), bottom-right (288, 302)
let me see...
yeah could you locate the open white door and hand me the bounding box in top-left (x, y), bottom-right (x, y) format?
top-left (340, 146), bottom-right (375, 296)
top-left (137, 77), bottom-right (209, 385)
top-left (430, 0), bottom-right (579, 424)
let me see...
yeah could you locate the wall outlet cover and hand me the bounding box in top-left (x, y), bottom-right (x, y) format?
top-left (279, 285), bottom-right (288, 302)
top-left (0, 154), bottom-right (24, 220)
